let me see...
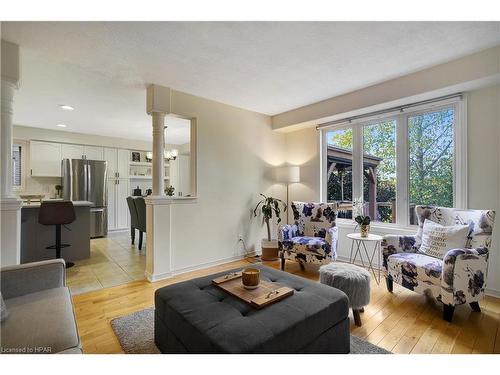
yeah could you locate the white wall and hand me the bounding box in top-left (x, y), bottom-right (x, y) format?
top-left (284, 84), bottom-right (500, 296)
top-left (164, 90), bottom-right (287, 272)
top-left (13, 125), bottom-right (153, 150)
top-left (273, 46), bottom-right (500, 131)
top-left (285, 127), bottom-right (321, 223)
top-left (467, 85), bottom-right (500, 295)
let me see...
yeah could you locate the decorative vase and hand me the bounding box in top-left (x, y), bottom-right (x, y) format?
top-left (360, 224), bottom-right (370, 238)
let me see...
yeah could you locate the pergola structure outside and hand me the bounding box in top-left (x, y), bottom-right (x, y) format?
top-left (326, 145), bottom-right (388, 221)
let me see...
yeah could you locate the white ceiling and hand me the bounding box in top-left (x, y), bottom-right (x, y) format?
top-left (2, 22), bottom-right (499, 141)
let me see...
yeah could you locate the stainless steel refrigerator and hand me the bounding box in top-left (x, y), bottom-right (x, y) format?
top-left (62, 158), bottom-right (108, 238)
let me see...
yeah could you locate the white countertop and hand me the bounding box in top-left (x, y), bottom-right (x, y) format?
top-left (22, 200), bottom-right (93, 208)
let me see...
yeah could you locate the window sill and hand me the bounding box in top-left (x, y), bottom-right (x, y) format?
top-left (336, 218), bottom-right (416, 234)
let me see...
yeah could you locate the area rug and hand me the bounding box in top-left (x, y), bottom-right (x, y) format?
top-left (111, 307), bottom-right (391, 354)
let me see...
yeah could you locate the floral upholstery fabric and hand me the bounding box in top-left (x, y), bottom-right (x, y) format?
top-left (382, 205), bottom-right (495, 307)
top-left (386, 253), bottom-right (442, 299)
top-left (414, 206), bottom-right (495, 249)
top-left (279, 202), bottom-right (338, 266)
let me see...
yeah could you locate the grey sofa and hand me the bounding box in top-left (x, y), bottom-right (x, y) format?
top-left (0, 259), bottom-right (82, 354)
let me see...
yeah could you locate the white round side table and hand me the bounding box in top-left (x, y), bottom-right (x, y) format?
top-left (346, 233), bottom-right (383, 284)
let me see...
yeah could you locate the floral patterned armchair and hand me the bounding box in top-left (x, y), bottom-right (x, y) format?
top-left (382, 205), bottom-right (496, 322)
top-left (278, 201), bottom-right (338, 271)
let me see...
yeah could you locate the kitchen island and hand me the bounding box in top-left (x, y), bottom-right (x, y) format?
top-left (21, 200), bottom-right (92, 264)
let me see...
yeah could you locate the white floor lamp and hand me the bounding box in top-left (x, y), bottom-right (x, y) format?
top-left (275, 166), bottom-right (300, 224)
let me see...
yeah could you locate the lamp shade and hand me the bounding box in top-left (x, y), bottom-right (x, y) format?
top-left (275, 166), bottom-right (300, 183)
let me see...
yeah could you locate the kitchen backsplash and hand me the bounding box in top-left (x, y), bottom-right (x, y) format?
top-left (20, 177), bottom-right (154, 199)
top-left (18, 176), bottom-right (62, 198)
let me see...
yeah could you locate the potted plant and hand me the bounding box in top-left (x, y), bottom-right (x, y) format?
top-left (253, 194), bottom-right (286, 261)
top-left (354, 214), bottom-right (371, 237)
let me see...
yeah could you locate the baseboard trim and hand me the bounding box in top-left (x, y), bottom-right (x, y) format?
top-left (145, 270), bottom-right (172, 282)
top-left (485, 287), bottom-right (500, 298)
top-left (171, 253), bottom-right (257, 277)
top-left (146, 252), bottom-right (257, 283)
top-left (107, 228), bottom-right (129, 234)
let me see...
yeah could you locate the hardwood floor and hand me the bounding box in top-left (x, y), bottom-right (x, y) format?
top-left (72, 257), bottom-right (500, 354)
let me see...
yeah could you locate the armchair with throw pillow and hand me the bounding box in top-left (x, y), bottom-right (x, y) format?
top-left (382, 205), bottom-right (496, 322)
top-left (278, 202), bottom-right (338, 271)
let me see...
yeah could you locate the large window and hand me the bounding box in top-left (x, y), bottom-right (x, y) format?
top-left (408, 107), bottom-right (454, 224)
top-left (326, 128), bottom-right (353, 219)
top-left (363, 120), bottom-right (396, 223)
top-left (322, 98), bottom-right (464, 227)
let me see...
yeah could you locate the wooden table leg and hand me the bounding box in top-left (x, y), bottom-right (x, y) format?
top-left (353, 309), bottom-right (362, 326)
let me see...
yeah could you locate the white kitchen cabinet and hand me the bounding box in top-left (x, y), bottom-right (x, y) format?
top-left (30, 141), bottom-right (62, 177)
top-left (116, 179), bottom-right (130, 229)
top-left (84, 145), bottom-right (104, 160)
top-left (61, 143), bottom-right (103, 161)
top-left (107, 179), bottom-right (116, 230)
top-left (61, 143), bottom-right (85, 160)
top-left (104, 148), bottom-right (129, 178)
top-left (105, 148), bottom-right (130, 231)
top-left (107, 178), bottom-right (130, 231)
top-left (104, 148), bottom-right (117, 177)
top-left (117, 149), bottom-right (130, 179)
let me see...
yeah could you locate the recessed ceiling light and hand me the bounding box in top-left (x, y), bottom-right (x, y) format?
top-left (56, 124), bottom-right (67, 128)
top-left (59, 105), bottom-right (74, 111)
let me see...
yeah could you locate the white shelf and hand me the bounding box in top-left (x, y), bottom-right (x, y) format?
top-left (129, 176), bottom-right (170, 180)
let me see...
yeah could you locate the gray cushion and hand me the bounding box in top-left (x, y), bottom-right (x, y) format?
top-left (320, 263), bottom-right (371, 309)
top-left (1, 287), bottom-right (80, 354)
top-left (155, 265), bottom-right (349, 353)
top-left (0, 292), bottom-right (7, 322)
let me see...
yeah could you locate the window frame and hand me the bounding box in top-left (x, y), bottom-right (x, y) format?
top-left (320, 96), bottom-right (467, 229)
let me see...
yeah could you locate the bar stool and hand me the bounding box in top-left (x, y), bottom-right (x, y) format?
top-left (38, 201), bottom-right (76, 268)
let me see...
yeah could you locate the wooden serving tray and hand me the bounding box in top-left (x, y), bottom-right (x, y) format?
top-left (212, 271), bottom-right (294, 309)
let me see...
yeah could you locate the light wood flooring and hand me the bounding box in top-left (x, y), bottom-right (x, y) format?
top-left (72, 253), bottom-right (500, 354)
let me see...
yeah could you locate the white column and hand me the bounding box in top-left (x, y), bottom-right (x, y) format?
top-left (152, 112), bottom-right (166, 196)
top-left (1, 80), bottom-right (15, 199)
top-left (145, 85), bottom-right (172, 282)
top-left (1, 40), bottom-right (22, 266)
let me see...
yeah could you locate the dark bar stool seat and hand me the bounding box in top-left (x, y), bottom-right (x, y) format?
top-left (38, 201), bottom-right (76, 268)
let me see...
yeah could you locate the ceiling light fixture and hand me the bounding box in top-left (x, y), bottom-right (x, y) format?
top-left (56, 124), bottom-right (67, 128)
top-left (59, 105), bottom-right (74, 111)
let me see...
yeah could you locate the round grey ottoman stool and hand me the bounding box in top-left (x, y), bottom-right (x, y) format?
top-left (319, 262), bottom-right (371, 327)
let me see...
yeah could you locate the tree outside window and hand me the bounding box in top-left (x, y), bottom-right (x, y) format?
top-left (324, 105), bottom-right (455, 225)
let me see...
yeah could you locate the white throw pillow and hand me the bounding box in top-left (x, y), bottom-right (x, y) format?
top-left (419, 220), bottom-right (469, 259)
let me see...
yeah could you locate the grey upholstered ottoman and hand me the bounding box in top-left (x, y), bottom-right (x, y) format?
top-left (155, 265), bottom-right (350, 353)
top-left (319, 263), bottom-right (371, 327)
